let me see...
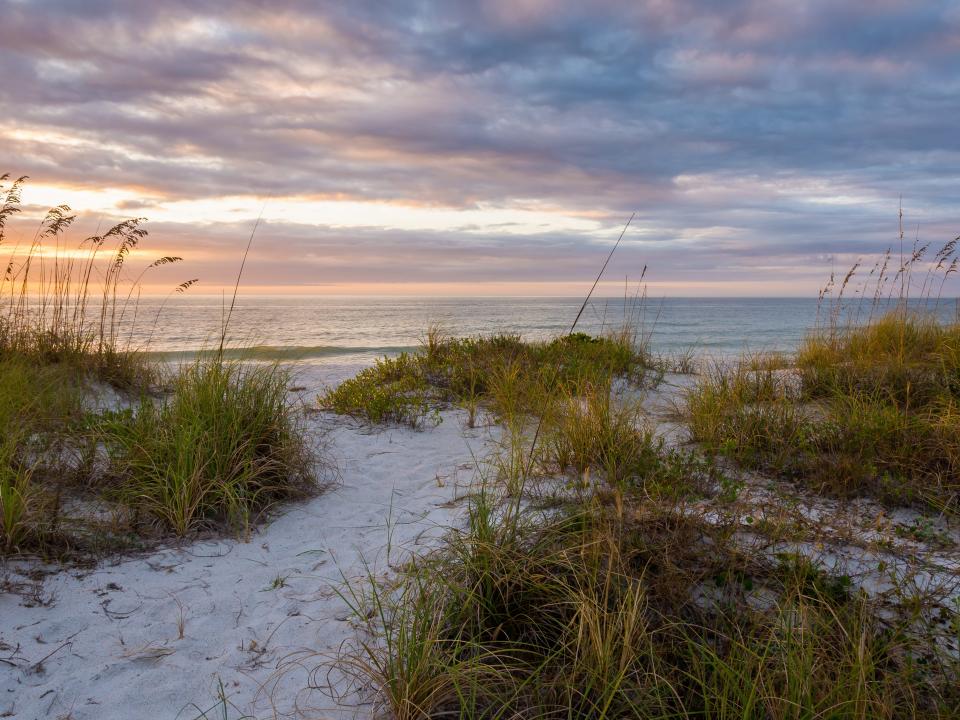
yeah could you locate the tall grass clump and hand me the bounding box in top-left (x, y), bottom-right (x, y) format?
top-left (340, 492), bottom-right (957, 719)
top-left (0, 173), bottom-right (194, 389)
top-left (0, 172), bottom-right (319, 554)
top-left (685, 359), bottom-right (808, 468)
top-left (99, 359), bottom-right (314, 536)
top-left (324, 291), bottom-right (707, 503)
top-left (537, 378), bottom-right (717, 499)
top-left (686, 221), bottom-right (960, 509)
top-left (323, 328), bottom-right (651, 428)
top-left (97, 201), bottom-right (317, 537)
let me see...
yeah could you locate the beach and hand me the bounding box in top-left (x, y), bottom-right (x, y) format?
top-left (4, 352), bottom-right (959, 718)
top-left (2, 361), bottom-right (484, 719)
top-left (4, 1), bottom-right (959, 713)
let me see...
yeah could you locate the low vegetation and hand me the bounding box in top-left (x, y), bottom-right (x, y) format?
top-left (322, 319), bottom-right (727, 504)
top-left (333, 325), bottom-right (959, 718)
top-left (530, 377), bottom-right (723, 500)
top-left (687, 315), bottom-right (960, 510)
top-left (322, 326), bottom-right (651, 427)
top-left (0, 174), bottom-right (317, 556)
top-left (98, 359), bottom-right (314, 536)
top-left (0, 358), bottom-right (83, 553)
top-left (342, 487), bottom-right (958, 719)
top-left (685, 230), bottom-right (960, 510)
top-left (330, 223), bottom-right (960, 719)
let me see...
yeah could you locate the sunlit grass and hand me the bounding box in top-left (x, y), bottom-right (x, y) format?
top-left (685, 314), bottom-right (960, 509)
top-left (0, 173), bottom-right (318, 553)
top-left (686, 232), bottom-right (960, 510)
top-left (0, 174), bottom-right (188, 389)
top-left (322, 328), bottom-right (652, 428)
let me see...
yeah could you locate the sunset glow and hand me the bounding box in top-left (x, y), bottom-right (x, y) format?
top-left (1, 1), bottom-right (957, 295)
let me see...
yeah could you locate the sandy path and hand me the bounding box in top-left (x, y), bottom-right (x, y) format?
top-left (1, 402), bottom-right (487, 720)
top-left (4, 367), bottom-right (958, 718)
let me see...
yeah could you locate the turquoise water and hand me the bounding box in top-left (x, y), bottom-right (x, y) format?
top-left (129, 295), bottom-right (960, 370)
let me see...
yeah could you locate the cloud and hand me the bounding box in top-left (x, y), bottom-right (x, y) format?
top-left (0, 0), bottom-right (957, 293)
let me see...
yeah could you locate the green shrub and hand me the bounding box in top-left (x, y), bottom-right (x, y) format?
top-left (323, 353), bottom-right (437, 427)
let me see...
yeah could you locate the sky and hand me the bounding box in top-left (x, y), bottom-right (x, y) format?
top-left (1, 0), bottom-right (958, 296)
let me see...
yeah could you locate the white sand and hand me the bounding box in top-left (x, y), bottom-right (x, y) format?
top-left (3, 367), bottom-right (958, 718)
top-left (1, 364), bottom-right (490, 720)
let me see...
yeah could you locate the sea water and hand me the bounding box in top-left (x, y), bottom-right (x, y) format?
top-left (126, 295), bottom-right (959, 377)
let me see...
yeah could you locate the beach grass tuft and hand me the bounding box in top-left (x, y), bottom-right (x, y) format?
top-left (0, 358), bottom-right (84, 552)
top-left (341, 490), bottom-right (957, 718)
top-left (0, 175), bottom-right (169, 390)
top-left (0, 173), bottom-right (320, 553)
top-left (323, 329), bottom-right (651, 428)
top-left (686, 313), bottom-right (960, 509)
top-left (98, 358), bottom-right (315, 538)
top-left (686, 233), bottom-right (960, 511)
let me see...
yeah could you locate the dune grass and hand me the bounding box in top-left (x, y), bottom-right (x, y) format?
top-left (98, 359), bottom-right (314, 535)
top-left (0, 174), bottom-right (179, 390)
top-left (332, 224), bottom-right (959, 718)
top-left (0, 174), bottom-right (318, 553)
top-left (686, 233), bottom-right (960, 511)
top-left (324, 319), bottom-right (728, 508)
top-left (686, 313), bottom-right (960, 510)
top-left (334, 320), bottom-right (959, 716)
top-left (531, 377), bottom-right (723, 500)
top-left (0, 357), bottom-right (84, 552)
top-left (341, 486), bottom-right (958, 719)
top-left (328, 316), bottom-right (958, 718)
top-left (323, 327), bottom-right (652, 428)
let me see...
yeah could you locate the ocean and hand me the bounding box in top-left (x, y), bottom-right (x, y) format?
top-left (132, 295), bottom-right (815, 359)
top-left (126, 295), bottom-right (959, 379)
